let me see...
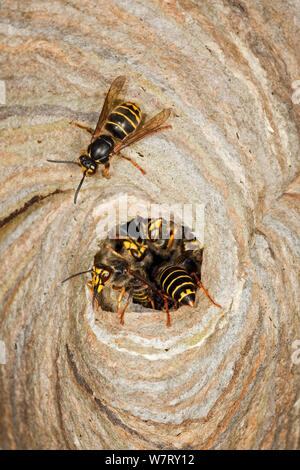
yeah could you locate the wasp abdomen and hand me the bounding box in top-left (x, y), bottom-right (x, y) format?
top-left (105, 102), bottom-right (141, 140)
top-left (159, 265), bottom-right (196, 307)
top-left (132, 286), bottom-right (153, 308)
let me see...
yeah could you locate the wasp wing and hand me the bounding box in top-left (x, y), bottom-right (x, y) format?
top-left (113, 108), bottom-right (171, 153)
top-left (92, 75), bottom-right (126, 141)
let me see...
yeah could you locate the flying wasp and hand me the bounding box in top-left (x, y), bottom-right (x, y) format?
top-left (48, 76), bottom-right (171, 203)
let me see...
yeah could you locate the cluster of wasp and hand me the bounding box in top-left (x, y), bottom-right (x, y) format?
top-left (47, 75), bottom-right (221, 326)
top-left (63, 217), bottom-right (221, 327)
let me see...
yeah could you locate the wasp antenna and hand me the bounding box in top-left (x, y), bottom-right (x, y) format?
top-left (47, 159), bottom-right (80, 167)
top-left (62, 269), bottom-right (93, 283)
top-left (107, 245), bottom-right (127, 260)
top-left (74, 171), bottom-right (87, 204)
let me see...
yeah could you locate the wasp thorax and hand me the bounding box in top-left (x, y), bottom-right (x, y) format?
top-left (111, 259), bottom-right (129, 277)
top-left (88, 135), bottom-right (114, 164)
top-left (78, 155), bottom-right (97, 174)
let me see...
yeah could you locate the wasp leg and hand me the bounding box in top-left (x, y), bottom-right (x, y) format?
top-left (70, 121), bottom-right (94, 134)
top-left (102, 162), bottom-right (110, 179)
top-left (149, 296), bottom-right (155, 310)
top-left (191, 273), bottom-right (222, 308)
top-left (116, 152), bottom-right (146, 176)
top-left (86, 281), bottom-right (99, 310)
top-left (166, 231), bottom-right (175, 249)
top-left (156, 290), bottom-right (171, 327)
top-left (116, 286), bottom-right (126, 324)
top-left (119, 291), bottom-right (132, 325)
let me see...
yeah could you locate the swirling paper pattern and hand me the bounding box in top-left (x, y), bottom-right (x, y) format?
top-left (0, 0), bottom-right (299, 449)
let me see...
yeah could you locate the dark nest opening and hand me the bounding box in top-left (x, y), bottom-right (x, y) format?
top-left (93, 217), bottom-right (204, 318)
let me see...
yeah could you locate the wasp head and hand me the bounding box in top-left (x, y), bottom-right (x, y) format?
top-left (91, 264), bottom-right (113, 294)
top-left (78, 155), bottom-right (97, 175)
top-left (123, 238), bottom-right (148, 260)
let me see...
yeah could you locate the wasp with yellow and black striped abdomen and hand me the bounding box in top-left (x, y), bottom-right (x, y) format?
top-left (156, 264), bottom-right (196, 308)
top-left (48, 76), bottom-right (171, 203)
top-left (153, 251), bottom-right (222, 326)
top-left (131, 285), bottom-right (155, 310)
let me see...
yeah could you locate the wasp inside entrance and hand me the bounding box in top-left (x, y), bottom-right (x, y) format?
top-left (91, 217), bottom-right (218, 326)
